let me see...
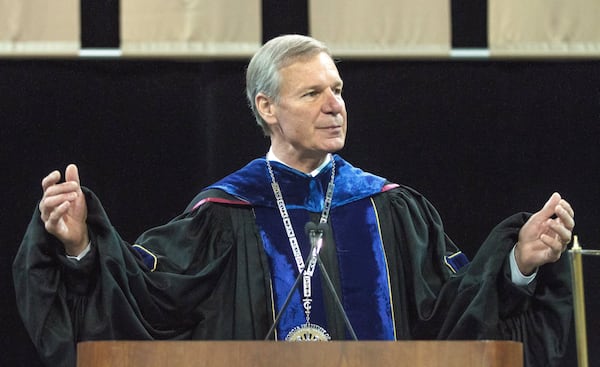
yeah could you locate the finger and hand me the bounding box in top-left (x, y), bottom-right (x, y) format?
top-left (43, 181), bottom-right (80, 198)
top-left (548, 221), bottom-right (572, 245)
top-left (44, 201), bottom-right (70, 232)
top-left (41, 170), bottom-right (61, 192)
top-left (39, 184), bottom-right (79, 221)
top-left (557, 199), bottom-right (574, 219)
top-left (65, 164), bottom-right (81, 186)
top-left (41, 191), bottom-right (79, 212)
top-left (540, 233), bottom-right (564, 258)
top-left (555, 205), bottom-right (575, 230)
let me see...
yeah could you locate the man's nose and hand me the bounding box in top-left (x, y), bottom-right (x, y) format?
top-left (322, 89), bottom-right (344, 114)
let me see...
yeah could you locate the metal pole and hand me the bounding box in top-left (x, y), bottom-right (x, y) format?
top-left (569, 236), bottom-right (589, 367)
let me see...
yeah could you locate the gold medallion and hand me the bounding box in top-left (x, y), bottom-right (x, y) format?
top-left (285, 323), bottom-right (331, 341)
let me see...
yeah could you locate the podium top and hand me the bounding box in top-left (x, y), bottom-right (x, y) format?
top-left (77, 340), bottom-right (522, 367)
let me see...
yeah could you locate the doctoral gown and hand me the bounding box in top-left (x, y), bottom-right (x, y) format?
top-left (13, 155), bottom-right (572, 367)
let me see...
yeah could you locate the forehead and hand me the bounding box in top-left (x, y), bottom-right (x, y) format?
top-left (278, 52), bottom-right (342, 90)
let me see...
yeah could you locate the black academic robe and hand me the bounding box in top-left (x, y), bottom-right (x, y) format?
top-left (13, 156), bottom-right (572, 367)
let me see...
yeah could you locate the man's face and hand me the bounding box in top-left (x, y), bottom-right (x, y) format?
top-left (266, 52), bottom-right (347, 162)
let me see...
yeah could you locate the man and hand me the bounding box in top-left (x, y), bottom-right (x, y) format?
top-left (14, 35), bottom-right (574, 367)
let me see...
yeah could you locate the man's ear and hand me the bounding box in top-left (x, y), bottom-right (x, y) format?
top-left (256, 93), bottom-right (277, 125)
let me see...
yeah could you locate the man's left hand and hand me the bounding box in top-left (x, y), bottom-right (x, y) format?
top-left (515, 192), bottom-right (575, 275)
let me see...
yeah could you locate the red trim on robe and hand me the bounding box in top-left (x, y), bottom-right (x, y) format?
top-left (381, 183), bottom-right (399, 192)
top-left (192, 197), bottom-right (250, 211)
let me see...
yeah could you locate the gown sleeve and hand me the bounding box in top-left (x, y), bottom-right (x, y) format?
top-left (377, 185), bottom-right (572, 367)
top-left (12, 187), bottom-right (240, 367)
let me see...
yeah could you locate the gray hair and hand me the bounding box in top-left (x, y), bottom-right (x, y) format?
top-left (246, 34), bottom-right (331, 136)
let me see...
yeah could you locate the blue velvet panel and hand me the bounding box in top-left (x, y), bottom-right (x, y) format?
top-left (331, 199), bottom-right (395, 340)
top-left (255, 207), bottom-right (329, 339)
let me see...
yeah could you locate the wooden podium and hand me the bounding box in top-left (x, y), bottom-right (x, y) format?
top-left (77, 340), bottom-right (522, 367)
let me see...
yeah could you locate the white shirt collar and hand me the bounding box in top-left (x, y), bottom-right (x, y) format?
top-left (266, 148), bottom-right (332, 177)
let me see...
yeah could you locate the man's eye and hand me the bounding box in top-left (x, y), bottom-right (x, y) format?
top-left (304, 91), bottom-right (318, 97)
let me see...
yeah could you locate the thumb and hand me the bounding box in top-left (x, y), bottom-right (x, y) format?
top-left (65, 164), bottom-right (81, 185)
top-left (535, 192), bottom-right (561, 219)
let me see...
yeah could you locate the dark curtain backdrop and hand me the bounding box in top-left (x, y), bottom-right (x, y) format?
top-left (2, 58), bottom-right (599, 366)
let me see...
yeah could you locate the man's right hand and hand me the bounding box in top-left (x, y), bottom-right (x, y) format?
top-left (39, 164), bottom-right (89, 256)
